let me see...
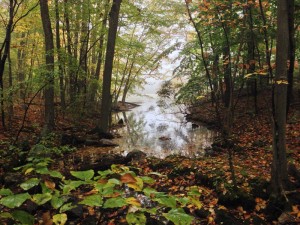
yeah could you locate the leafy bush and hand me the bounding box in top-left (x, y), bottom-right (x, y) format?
top-left (0, 160), bottom-right (202, 225)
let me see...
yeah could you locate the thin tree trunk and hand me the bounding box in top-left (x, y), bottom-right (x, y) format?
top-left (99, 0), bottom-right (122, 132)
top-left (271, 0), bottom-right (289, 199)
top-left (55, 0), bottom-right (66, 111)
top-left (40, 0), bottom-right (55, 133)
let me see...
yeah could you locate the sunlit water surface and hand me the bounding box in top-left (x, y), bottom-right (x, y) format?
top-left (113, 94), bottom-right (216, 158)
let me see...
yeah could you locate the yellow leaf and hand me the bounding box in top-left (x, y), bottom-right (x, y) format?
top-left (245, 73), bottom-right (254, 78)
top-left (126, 197), bottom-right (141, 207)
top-left (276, 80), bottom-right (289, 85)
top-left (25, 168), bottom-right (34, 175)
top-left (265, 11), bottom-right (272, 16)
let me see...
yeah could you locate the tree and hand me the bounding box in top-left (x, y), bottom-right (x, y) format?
top-left (40, 0), bottom-right (55, 133)
top-left (99, 0), bottom-right (122, 132)
top-left (271, 0), bottom-right (289, 199)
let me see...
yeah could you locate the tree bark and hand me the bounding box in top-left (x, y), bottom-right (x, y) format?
top-left (99, 0), bottom-right (122, 132)
top-left (0, 0), bottom-right (14, 130)
top-left (271, 0), bottom-right (289, 199)
top-left (55, 0), bottom-right (66, 111)
top-left (40, 0), bottom-right (55, 133)
top-left (287, 0), bottom-right (295, 115)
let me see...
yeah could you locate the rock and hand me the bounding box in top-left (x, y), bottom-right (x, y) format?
top-left (99, 139), bottom-right (118, 147)
top-left (87, 127), bottom-right (114, 139)
top-left (126, 150), bottom-right (146, 162)
top-left (93, 154), bottom-right (127, 171)
top-left (61, 134), bottom-right (85, 146)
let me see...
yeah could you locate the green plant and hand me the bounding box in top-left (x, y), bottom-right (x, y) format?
top-left (0, 162), bottom-right (201, 225)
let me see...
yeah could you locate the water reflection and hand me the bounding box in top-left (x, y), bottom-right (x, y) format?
top-left (114, 95), bottom-right (216, 158)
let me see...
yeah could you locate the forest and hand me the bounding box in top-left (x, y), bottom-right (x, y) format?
top-left (0, 0), bottom-right (300, 224)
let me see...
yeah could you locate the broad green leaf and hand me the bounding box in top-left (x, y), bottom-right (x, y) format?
top-left (40, 182), bottom-right (52, 194)
top-left (70, 170), bottom-right (94, 181)
top-left (49, 170), bottom-right (63, 179)
top-left (12, 210), bottom-right (35, 225)
top-left (187, 186), bottom-right (201, 197)
top-left (0, 212), bottom-right (12, 219)
top-left (126, 212), bottom-right (146, 225)
top-left (20, 178), bottom-right (40, 190)
top-left (59, 202), bottom-right (75, 213)
top-left (97, 169), bottom-right (113, 178)
top-left (0, 188), bottom-right (13, 196)
top-left (51, 195), bottom-right (65, 209)
top-left (0, 193), bottom-right (30, 208)
top-left (53, 213), bottom-right (67, 225)
top-left (79, 194), bottom-right (103, 207)
top-left (62, 181), bottom-right (85, 194)
top-left (163, 209), bottom-right (193, 225)
top-left (176, 197), bottom-right (190, 207)
top-left (143, 187), bottom-right (164, 198)
top-left (103, 197), bottom-right (127, 208)
top-left (155, 196), bottom-right (177, 208)
top-left (141, 176), bottom-right (155, 184)
top-left (32, 193), bottom-right (52, 205)
top-left (35, 167), bottom-right (49, 174)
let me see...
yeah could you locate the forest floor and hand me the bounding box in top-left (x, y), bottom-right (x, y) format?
top-left (1, 90), bottom-right (300, 224)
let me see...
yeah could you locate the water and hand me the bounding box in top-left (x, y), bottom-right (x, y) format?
top-left (113, 94), bottom-right (216, 158)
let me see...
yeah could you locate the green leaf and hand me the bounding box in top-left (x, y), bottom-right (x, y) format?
top-left (0, 193), bottom-right (30, 208)
top-left (176, 197), bottom-right (190, 207)
top-left (35, 167), bottom-right (49, 174)
top-left (53, 213), bottom-right (67, 225)
top-left (59, 202), bottom-right (75, 213)
top-left (0, 188), bottom-right (13, 196)
top-left (103, 197), bottom-right (127, 208)
top-left (20, 178), bottom-right (40, 190)
top-left (49, 170), bottom-right (63, 179)
top-left (143, 187), bottom-right (164, 198)
top-left (79, 194), bottom-right (103, 207)
top-left (0, 212), bottom-right (12, 219)
top-left (126, 212), bottom-right (146, 225)
top-left (141, 176), bottom-right (155, 184)
top-left (163, 209), bottom-right (193, 225)
top-left (32, 193), bottom-right (52, 205)
top-left (155, 196), bottom-right (177, 208)
top-left (51, 194), bottom-right (65, 209)
top-left (187, 186), bottom-right (201, 197)
top-left (12, 210), bottom-right (35, 225)
top-left (62, 181), bottom-right (85, 194)
top-left (70, 170), bottom-right (94, 181)
top-left (97, 169), bottom-right (113, 178)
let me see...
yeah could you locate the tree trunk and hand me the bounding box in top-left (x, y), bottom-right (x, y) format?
top-left (271, 0), bottom-right (289, 199)
top-left (0, 0), bottom-right (14, 130)
top-left (55, 0), bottom-right (66, 111)
top-left (40, 0), bottom-right (55, 133)
top-left (287, 0), bottom-right (295, 115)
top-left (99, 0), bottom-right (122, 132)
